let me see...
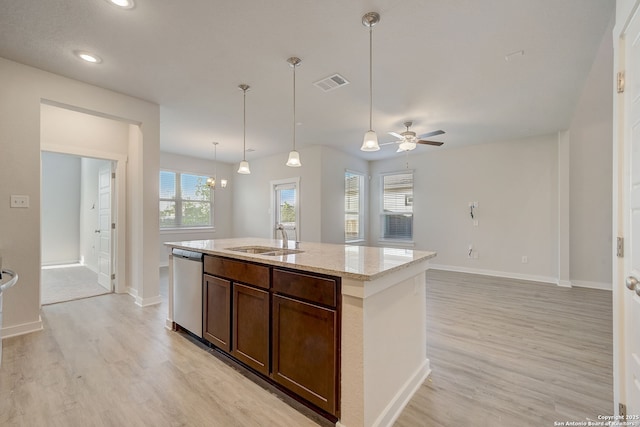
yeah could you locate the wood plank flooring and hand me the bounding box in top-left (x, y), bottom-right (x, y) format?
top-left (395, 270), bottom-right (613, 427)
top-left (0, 269), bottom-right (612, 426)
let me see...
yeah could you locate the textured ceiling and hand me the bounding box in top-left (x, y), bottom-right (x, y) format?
top-left (0, 0), bottom-right (615, 163)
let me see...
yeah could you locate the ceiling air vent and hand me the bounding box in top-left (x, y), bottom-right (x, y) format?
top-left (313, 73), bottom-right (350, 92)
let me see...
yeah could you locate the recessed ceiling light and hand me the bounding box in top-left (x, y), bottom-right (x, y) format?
top-left (75, 51), bottom-right (102, 64)
top-left (105, 0), bottom-right (135, 9)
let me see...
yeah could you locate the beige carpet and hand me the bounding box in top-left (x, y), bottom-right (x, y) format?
top-left (41, 265), bottom-right (110, 305)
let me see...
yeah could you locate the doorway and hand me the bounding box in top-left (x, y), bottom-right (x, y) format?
top-left (41, 152), bottom-right (115, 305)
top-left (271, 178), bottom-right (300, 241)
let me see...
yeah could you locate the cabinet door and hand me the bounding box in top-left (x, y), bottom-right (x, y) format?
top-left (203, 274), bottom-right (231, 353)
top-left (232, 283), bottom-right (270, 375)
top-left (272, 294), bottom-right (338, 415)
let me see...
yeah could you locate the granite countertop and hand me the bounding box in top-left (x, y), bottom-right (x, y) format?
top-left (165, 237), bottom-right (436, 281)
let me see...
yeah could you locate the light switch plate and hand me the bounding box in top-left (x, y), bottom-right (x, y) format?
top-left (10, 195), bottom-right (29, 208)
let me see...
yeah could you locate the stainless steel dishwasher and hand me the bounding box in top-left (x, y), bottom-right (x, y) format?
top-left (172, 249), bottom-right (204, 338)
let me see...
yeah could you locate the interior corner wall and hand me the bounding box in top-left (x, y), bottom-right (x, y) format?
top-left (231, 145), bottom-right (323, 242)
top-left (568, 15), bottom-right (614, 289)
top-left (158, 151), bottom-right (234, 266)
top-left (369, 135), bottom-right (559, 282)
top-left (320, 146), bottom-right (370, 244)
top-left (41, 152), bottom-right (81, 265)
top-left (0, 56), bottom-right (160, 338)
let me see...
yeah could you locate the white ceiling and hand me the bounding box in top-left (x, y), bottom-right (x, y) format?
top-left (0, 0), bottom-right (615, 163)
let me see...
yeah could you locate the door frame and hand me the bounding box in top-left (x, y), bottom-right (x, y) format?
top-left (613, 0), bottom-right (640, 414)
top-left (97, 162), bottom-right (114, 291)
top-left (41, 144), bottom-right (127, 295)
top-left (270, 177), bottom-right (300, 240)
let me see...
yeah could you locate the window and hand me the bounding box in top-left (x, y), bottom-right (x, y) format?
top-left (271, 178), bottom-right (300, 239)
top-left (381, 171), bottom-right (413, 241)
top-left (345, 170), bottom-right (364, 242)
top-left (160, 171), bottom-right (212, 229)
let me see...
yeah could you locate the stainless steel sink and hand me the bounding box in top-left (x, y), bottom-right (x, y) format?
top-left (225, 246), bottom-right (303, 256)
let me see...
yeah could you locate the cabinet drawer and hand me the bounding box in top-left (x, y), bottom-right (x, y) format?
top-left (273, 269), bottom-right (337, 308)
top-left (204, 256), bottom-right (270, 289)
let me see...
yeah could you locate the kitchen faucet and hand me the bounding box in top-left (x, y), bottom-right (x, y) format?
top-left (276, 224), bottom-right (289, 248)
top-left (277, 224), bottom-right (300, 249)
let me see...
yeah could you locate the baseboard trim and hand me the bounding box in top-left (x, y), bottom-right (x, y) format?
top-left (429, 264), bottom-right (558, 285)
top-left (1, 317), bottom-right (43, 339)
top-left (127, 286), bottom-right (138, 298)
top-left (429, 264), bottom-right (613, 290)
top-left (135, 295), bottom-right (163, 307)
top-left (571, 280), bottom-right (611, 291)
top-left (371, 358), bottom-right (431, 427)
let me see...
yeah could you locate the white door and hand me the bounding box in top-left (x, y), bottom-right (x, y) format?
top-left (272, 179), bottom-right (299, 240)
top-left (622, 4), bottom-right (640, 420)
top-left (97, 164), bottom-right (112, 291)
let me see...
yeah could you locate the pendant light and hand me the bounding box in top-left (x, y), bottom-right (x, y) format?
top-left (286, 57), bottom-right (302, 167)
top-left (237, 84), bottom-right (251, 174)
top-left (360, 12), bottom-right (381, 152)
top-left (207, 142), bottom-right (227, 189)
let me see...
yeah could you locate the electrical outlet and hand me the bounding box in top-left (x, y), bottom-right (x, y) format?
top-left (521, 256), bottom-right (528, 264)
top-left (10, 195), bottom-right (29, 208)
top-left (473, 219), bottom-right (479, 227)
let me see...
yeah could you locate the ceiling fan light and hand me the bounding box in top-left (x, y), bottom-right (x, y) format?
top-left (286, 150), bottom-right (302, 167)
top-left (361, 130), bottom-right (380, 151)
top-left (398, 140), bottom-right (416, 152)
top-left (237, 160), bottom-right (251, 174)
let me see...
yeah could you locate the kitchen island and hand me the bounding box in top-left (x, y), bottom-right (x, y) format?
top-left (165, 237), bottom-right (436, 427)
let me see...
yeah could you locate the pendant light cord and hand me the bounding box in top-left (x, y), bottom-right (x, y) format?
top-left (293, 64), bottom-right (296, 151)
top-left (213, 142), bottom-right (217, 180)
top-left (369, 24), bottom-right (373, 131)
top-left (243, 88), bottom-right (247, 161)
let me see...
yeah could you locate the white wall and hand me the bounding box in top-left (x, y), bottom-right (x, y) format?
top-left (369, 135), bottom-right (560, 282)
top-left (320, 146), bottom-right (369, 244)
top-left (231, 145), bottom-right (367, 244)
top-left (41, 152), bottom-right (81, 265)
top-left (568, 15), bottom-right (614, 289)
top-left (159, 151), bottom-right (234, 266)
top-left (0, 57), bottom-right (160, 338)
top-left (232, 145), bottom-right (323, 242)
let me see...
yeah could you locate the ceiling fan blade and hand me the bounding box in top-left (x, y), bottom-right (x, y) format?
top-left (388, 131), bottom-right (404, 139)
top-left (379, 141), bottom-right (399, 146)
top-left (418, 130), bottom-right (445, 138)
top-left (417, 140), bottom-right (444, 146)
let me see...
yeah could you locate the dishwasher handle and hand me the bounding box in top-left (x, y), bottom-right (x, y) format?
top-left (172, 248), bottom-right (204, 262)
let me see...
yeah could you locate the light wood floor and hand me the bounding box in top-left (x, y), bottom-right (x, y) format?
top-left (395, 270), bottom-right (613, 427)
top-left (0, 269), bottom-right (612, 426)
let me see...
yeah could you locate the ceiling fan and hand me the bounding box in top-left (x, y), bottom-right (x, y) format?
top-left (380, 121), bottom-right (445, 152)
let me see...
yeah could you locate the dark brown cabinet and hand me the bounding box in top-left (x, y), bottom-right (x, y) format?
top-left (272, 294), bottom-right (338, 415)
top-left (272, 268), bottom-right (339, 416)
top-left (203, 274), bottom-right (231, 352)
top-left (201, 255), bottom-right (340, 418)
top-left (232, 283), bottom-right (269, 375)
